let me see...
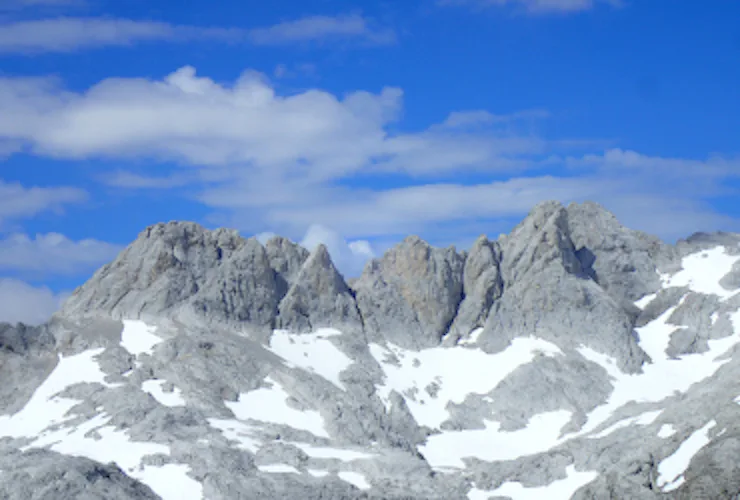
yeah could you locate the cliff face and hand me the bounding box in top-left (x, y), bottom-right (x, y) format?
top-left (2, 200), bottom-right (740, 500)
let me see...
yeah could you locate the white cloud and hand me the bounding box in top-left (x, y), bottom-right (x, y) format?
top-left (0, 66), bottom-right (737, 248)
top-left (0, 17), bottom-right (241, 53)
top-left (0, 180), bottom-right (87, 226)
top-left (0, 278), bottom-right (68, 326)
top-left (0, 0), bottom-right (83, 11)
top-left (101, 170), bottom-right (192, 189)
top-left (0, 66), bottom-right (540, 180)
top-left (440, 0), bottom-right (622, 14)
top-left (249, 14), bottom-right (395, 46)
top-left (300, 224), bottom-right (375, 278)
top-left (0, 233), bottom-right (121, 275)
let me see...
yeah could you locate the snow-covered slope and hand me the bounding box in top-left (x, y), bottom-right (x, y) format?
top-left (2, 201), bottom-right (740, 499)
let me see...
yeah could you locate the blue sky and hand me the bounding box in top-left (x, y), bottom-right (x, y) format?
top-left (0, 0), bottom-right (739, 324)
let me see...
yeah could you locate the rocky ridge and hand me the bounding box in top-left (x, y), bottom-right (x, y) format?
top-left (2, 200), bottom-right (740, 499)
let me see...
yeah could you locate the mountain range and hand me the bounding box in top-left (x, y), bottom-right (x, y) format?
top-left (2, 200), bottom-right (740, 499)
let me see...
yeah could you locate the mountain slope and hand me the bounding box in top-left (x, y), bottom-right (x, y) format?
top-left (2, 201), bottom-right (740, 499)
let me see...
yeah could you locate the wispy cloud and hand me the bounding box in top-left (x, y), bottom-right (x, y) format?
top-left (100, 170), bottom-right (193, 189)
top-left (0, 17), bottom-right (240, 53)
top-left (440, 0), bottom-right (623, 14)
top-left (249, 14), bottom-right (395, 46)
top-left (0, 179), bottom-right (87, 226)
top-left (0, 0), bottom-right (84, 11)
top-left (0, 14), bottom-right (393, 54)
top-left (0, 233), bottom-right (121, 275)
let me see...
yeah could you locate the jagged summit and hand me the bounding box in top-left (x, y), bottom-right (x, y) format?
top-left (57, 201), bottom-right (674, 358)
top-left (7, 200), bottom-right (740, 499)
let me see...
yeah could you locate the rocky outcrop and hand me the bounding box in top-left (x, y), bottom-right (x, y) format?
top-left (352, 236), bottom-right (465, 349)
top-left (445, 235), bottom-right (503, 344)
top-left (479, 201), bottom-right (650, 373)
top-left (264, 235), bottom-right (310, 296)
top-left (566, 201), bottom-right (674, 305)
top-left (0, 448), bottom-right (160, 500)
top-left (60, 222), bottom-right (284, 333)
top-left (277, 244), bottom-right (363, 334)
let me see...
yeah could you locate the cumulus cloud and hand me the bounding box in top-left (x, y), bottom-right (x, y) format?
top-left (249, 14), bottom-right (395, 46)
top-left (0, 18), bottom-right (241, 53)
top-left (0, 180), bottom-right (87, 226)
top-left (0, 66), bottom-right (737, 247)
top-left (0, 278), bottom-right (68, 325)
top-left (0, 233), bottom-right (121, 275)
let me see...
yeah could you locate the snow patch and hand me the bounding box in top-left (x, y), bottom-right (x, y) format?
top-left (575, 307), bottom-right (740, 436)
top-left (338, 471), bottom-right (371, 490)
top-left (662, 246), bottom-right (740, 300)
top-left (136, 464), bottom-right (204, 500)
top-left (459, 327), bottom-right (484, 345)
top-left (20, 408), bottom-right (201, 500)
top-left (0, 348), bottom-right (114, 439)
top-left (370, 336), bottom-right (562, 429)
top-left (207, 419), bottom-right (261, 453)
top-left (658, 424), bottom-right (677, 438)
top-left (268, 329), bottom-right (353, 390)
top-left (121, 320), bottom-right (163, 357)
top-left (634, 303), bottom-right (685, 364)
top-left (308, 469), bottom-right (329, 478)
top-left (290, 443), bottom-right (374, 461)
top-left (635, 293), bottom-right (657, 309)
top-left (479, 465), bottom-right (598, 500)
top-left (142, 380), bottom-right (186, 407)
top-left (226, 377), bottom-right (330, 438)
top-left (587, 410), bottom-right (663, 440)
top-left (258, 464), bottom-right (301, 474)
top-left (658, 420), bottom-right (717, 492)
top-left (420, 410), bottom-right (572, 468)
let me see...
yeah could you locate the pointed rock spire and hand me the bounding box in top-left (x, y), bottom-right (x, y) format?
top-left (446, 235), bottom-right (503, 343)
top-left (277, 244), bottom-right (362, 333)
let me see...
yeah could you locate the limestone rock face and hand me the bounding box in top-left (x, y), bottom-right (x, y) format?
top-left (264, 235), bottom-right (310, 295)
top-left (277, 244), bottom-right (363, 334)
top-left (353, 236), bottom-right (465, 349)
top-left (566, 201), bottom-right (672, 304)
top-left (60, 222), bottom-right (283, 333)
top-left (445, 235), bottom-right (503, 344)
top-left (479, 201), bottom-right (649, 373)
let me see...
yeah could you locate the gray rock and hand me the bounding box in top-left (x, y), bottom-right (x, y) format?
top-left (479, 202), bottom-right (649, 373)
top-left (445, 235), bottom-right (503, 344)
top-left (354, 236), bottom-right (465, 349)
top-left (60, 222), bottom-right (284, 335)
top-left (0, 448), bottom-right (159, 500)
top-left (277, 244), bottom-right (363, 334)
top-left (720, 260), bottom-right (740, 292)
top-left (677, 231), bottom-right (740, 256)
top-left (265, 235), bottom-right (310, 296)
top-left (566, 201), bottom-right (673, 304)
top-left (0, 323), bottom-right (57, 415)
top-left (678, 433), bottom-right (740, 499)
top-left (485, 354), bottom-right (613, 432)
top-left (635, 287), bottom-right (688, 327)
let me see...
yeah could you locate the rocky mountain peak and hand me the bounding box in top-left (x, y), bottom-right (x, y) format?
top-left (6, 201), bottom-right (740, 499)
top-left (277, 243), bottom-right (362, 334)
